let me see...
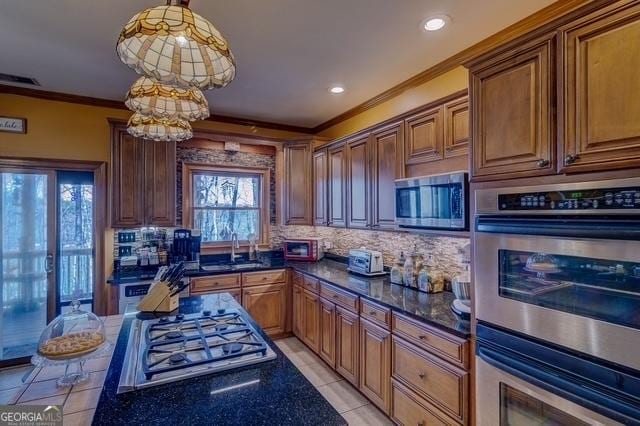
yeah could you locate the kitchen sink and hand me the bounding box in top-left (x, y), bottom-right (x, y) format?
top-left (232, 262), bottom-right (264, 270)
top-left (200, 262), bottom-right (265, 272)
top-left (200, 264), bottom-right (233, 272)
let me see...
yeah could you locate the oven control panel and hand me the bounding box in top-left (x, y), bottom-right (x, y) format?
top-left (499, 187), bottom-right (640, 210)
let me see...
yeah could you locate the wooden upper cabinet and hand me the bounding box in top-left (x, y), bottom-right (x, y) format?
top-left (284, 142), bottom-right (312, 225)
top-left (144, 141), bottom-right (176, 226)
top-left (469, 33), bottom-right (556, 180)
top-left (110, 124), bottom-right (176, 228)
top-left (560, 1), bottom-right (640, 173)
top-left (443, 97), bottom-right (469, 158)
top-left (346, 136), bottom-right (370, 229)
top-left (313, 149), bottom-right (328, 226)
top-left (371, 123), bottom-right (402, 230)
top-left (111, 129), bottom-right (145, 227)
top-left (328, 144), bottom-right (347, 228)
top-left (405, 106), bottom-right (443, 165)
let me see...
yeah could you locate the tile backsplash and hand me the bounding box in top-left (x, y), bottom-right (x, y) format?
top-left (270, 225), bottom-right (470, 281)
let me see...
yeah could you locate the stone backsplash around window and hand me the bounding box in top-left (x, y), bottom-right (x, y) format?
top-left (176, 145), bottom-right (276, 225)
top-left (270, 225), bottom-right (470, 281)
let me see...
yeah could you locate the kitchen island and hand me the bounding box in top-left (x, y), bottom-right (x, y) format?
top-left (93, 293), bottom-right (346, 426)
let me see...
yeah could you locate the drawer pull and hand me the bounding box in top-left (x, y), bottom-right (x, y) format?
top-left (262, 277), bottom-right (267, 280)
top-left (418, 335), bottom-right (427, 340)
top-left (369, 311), bottom-right (376, 315)
top-left (418, 372), bottom-right (426, 380)
top-left (333, 295), bottom-right (339, 299)
top-left (418, 421), bottom-right (425, 426)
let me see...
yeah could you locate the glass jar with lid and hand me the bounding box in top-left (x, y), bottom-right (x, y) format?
top-left (33, 301), bottom-right (110, 386)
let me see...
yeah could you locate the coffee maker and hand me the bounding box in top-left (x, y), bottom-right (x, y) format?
top-left (171, 229), bottom-right (201, 270)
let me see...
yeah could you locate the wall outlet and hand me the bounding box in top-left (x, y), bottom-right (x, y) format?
top-left (323, 240), bottom-right (332, 250)
top-left (118, 231), bottom-right (136, 243)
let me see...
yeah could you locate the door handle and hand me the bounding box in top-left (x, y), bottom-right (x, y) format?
top-left (45, 253), bottom-right (54, 274)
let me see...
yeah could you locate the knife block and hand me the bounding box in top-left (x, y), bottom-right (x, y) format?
top-left (137, 281), bottom-right (179, 313)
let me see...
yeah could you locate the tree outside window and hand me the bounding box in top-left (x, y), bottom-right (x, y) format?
top-left (184, 164), bottom-right (269, 248)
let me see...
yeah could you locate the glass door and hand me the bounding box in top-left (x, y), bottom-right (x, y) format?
top-left (57, 171), bottom-right (94, 315)
top-left (0, 169), bottom-right (56, 365)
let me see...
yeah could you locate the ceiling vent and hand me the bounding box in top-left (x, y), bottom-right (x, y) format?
top-left (0, 73), bottom-right (40, 86)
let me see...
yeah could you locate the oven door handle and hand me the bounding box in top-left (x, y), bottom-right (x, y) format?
top-left (477, 343), bottom-right (640, 424)
top-left (475, 217), bottom-right (640, 240)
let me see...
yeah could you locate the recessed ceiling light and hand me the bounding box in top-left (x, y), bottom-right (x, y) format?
top-left (422, 15), bottom-right (450, 32)
top-left (329, 85), bottom-right (345, 94)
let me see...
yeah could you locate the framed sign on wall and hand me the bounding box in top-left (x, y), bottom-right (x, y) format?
top-left (0, 116), bottom-right (27, 134)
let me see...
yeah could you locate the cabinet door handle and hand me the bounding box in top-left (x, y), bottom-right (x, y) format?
top-left (418, 372), bottom-right (426, 380)
top-left (537, 159), bottom-right (550, 168)
top-left (418, 335), bottom-right (427, 340)
top-left (564, 154), bottom-right (579, 165)
top-left (418, 421), bottom-right (426, 426)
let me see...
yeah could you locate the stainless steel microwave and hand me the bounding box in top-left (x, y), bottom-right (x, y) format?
top-left (394, 171), bottom-right (468, 230)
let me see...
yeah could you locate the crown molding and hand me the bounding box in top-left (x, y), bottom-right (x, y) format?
top-left (311, 0), bottom-right (599, 134)
top-left (0, 84), bottom-right (315, 135)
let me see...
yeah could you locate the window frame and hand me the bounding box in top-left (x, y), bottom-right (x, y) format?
top-left (182, 163), bottom-right (270, 253)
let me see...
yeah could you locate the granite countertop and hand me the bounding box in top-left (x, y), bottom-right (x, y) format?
top-left (288, 259), bottom-right (470, 338)
top-left (94, 294), bottom-right (346, 426)
top-left (109, 254), bottom-right (470, 338)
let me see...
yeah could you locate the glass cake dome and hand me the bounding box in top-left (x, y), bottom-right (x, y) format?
top-left (33, 301), bottom-right (110, 386)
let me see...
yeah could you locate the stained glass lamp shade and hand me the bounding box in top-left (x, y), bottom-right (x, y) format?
top-left (127, 112), bottom-right (193, 142)
top-left (117, 5), bottom-right (236, 90)
top-left (125, 76), bottom-right (209, 121)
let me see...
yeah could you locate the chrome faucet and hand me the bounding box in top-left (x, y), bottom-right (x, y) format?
top-left (230, 232), bottom-right (241, 263)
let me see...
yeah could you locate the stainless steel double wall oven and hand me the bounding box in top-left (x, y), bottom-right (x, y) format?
top-left (474, 177), bottom-right (640, 425)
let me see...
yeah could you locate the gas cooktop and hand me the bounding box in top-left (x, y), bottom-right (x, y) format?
top-left (118, 309), bottom-right (277, 393)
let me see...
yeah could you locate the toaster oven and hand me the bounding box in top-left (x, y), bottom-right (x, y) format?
top-left (283, 238), bottom-right (324, 261)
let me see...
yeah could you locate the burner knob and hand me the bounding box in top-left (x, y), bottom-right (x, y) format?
top-left (217, 309), bottom-right (226, 315)
top-left (202, 310), bottom-right (212, 316)
top-left (175, 314), bottom-right (185, 321)
top-left (159, 317), bottom-right (169, 323)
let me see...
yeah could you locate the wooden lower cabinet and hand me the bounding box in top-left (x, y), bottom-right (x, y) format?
top-left (392, 336), bottom-right (469, 424)
top-left (335, 306), bottom-right (359, 386)
top-left (359, 318), bottom-right (391, 414)
top-left (293, 284), bottom-right (304, 337)
top-left (319, 298), bottom-right (336, 367)
top-left (391, 379), bottom-right (458, 426)
top-left (301, 289), bottom-right (321, 353)
top-left (242, 282), bottom-right (287, 337)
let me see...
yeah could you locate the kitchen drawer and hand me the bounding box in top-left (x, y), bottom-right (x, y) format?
top-left (242, 269), bottom-right (287, 287)
top-left (392, 312), bottom-right (469, 369)
top-left (320, 282), bottom-right (359, 313)
top-left (392, 336), bottom-right (468, 424)
top-left (360, 299), bottom-right (391, 329)
top-left (391, 379), bottom-right (459, 426)
top-left (302, 274), bottom-right (320, 294)
top-left (190, 274), bottom-right (240, 294)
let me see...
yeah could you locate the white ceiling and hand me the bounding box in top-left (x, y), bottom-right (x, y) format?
top-left (0, 0), bottom-right (555, 127)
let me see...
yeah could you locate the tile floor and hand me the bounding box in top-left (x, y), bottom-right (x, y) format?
top-left (274, 337), bottom-right (392, 426)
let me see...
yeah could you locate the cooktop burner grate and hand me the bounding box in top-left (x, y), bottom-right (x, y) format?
top-left (141, 311), bottom-right (269, 380)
